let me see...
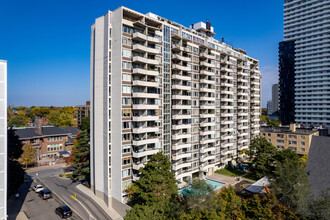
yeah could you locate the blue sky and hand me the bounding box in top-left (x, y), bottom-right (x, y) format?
top-left (0, 0), bottom-right (283, 107)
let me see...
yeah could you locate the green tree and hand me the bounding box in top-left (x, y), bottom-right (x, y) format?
top-left (181, 179), bottom-right (215, 211)
top-left (272, 159), bottom-right (310, 215)
top-left (18, 144), bottom-right (36, 168)
top-left (7, 128), bottom-right (23, 159)
top-left (274, 148), bottom-right (300, 165)
top-left (8, 114), bottom-right (26, 127)
top-left (79, 116), bottom-right (90, 132)
top-left (248, 137), bottom-right (277, 178)
top-left (260, 115), bottom-right (269, 124)
top-left (47, 109), bottom-right (75, 127)
top-left (126, 152), bottom-right (178, 219)
top-left (72, 130), bottom-right (90, 179)
top-left (267, 118), bottom-right (281, 128)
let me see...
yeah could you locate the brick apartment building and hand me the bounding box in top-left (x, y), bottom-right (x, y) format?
top-left (14, 123), bottom-right (80, 160)
top-left (76, 101), bottom-right (90, 127)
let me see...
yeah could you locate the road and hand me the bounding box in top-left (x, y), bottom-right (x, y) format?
top-left (7, 176), bottom-right (65, 220)
top-left (28, 167), bottom-right (112, 220)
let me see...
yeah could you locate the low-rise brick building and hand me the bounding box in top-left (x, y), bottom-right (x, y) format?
top-left (14, 124), bottom-right (80, 160)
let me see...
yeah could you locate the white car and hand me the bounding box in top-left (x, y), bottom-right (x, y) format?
top-left (33, 185), bottom-right (44, 193)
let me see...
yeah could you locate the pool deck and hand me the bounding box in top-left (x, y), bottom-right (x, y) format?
top-left (206, 173), bottom-right (242, 191)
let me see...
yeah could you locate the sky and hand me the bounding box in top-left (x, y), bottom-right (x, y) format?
top-left (0, 0), bottom-right (284, 107)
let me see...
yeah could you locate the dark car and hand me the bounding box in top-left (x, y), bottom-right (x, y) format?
top-left (55, 206), bottom-right (72, 218)
top-left (39, 189), bottom-right (52, 200)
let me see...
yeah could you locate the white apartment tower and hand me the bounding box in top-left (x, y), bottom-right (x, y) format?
top-left (90, 6), bottom-right (261, 208)
top-left (284, 0), bottom-right (330, 126)
top-left (0, 60), bottom-right (7, 220)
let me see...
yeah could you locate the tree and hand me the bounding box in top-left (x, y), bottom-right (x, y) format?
top-left (274, 148), bottom-right (300, 165)
top-left (181, 179), bottom-right (215, 211)
top-left (7, 114), bottom-right (26, 127)
top-left (267, 118), bottom-right (281, 128)
top-left (7, 128), bottom-right (23, 159)
top-left (260, 115), bottom-right (269, 124)
top-left (80, 116), bottom-right (90, 132)
top-left (126, 152), bottom-right (179, 219)
top-left (272, 159), bottom-right (310, 215)
top-left (47, 107), bottom-right (76, 127)
top-left (300, 155), bottom-right (308, 166)
top-left (248, 137), bottom-right (277, 178)
top-left (72, 130), bottom-right (90, 179)
top-left (18, 144), bottom-right (36, 168)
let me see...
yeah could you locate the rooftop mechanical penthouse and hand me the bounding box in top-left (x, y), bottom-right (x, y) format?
top-left (90, 6), bottom-right (261, 211)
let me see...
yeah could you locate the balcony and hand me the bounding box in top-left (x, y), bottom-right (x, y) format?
top-left (172, 84), bottom-right (191, 90)
top-left (200, 78), bottom-right (215, 85)
top-left (172, 143), bottom-right (191, 150)
top-left (133, 137), bottom-right (159, 146)
top-left (133, 148), bottom-right (161, 158)
top-left (132, 115), bottom-right (159, 122)
top-left (172, 124), bottom-right (191, 130)
top-left (200, 61), bottom-right (215, 68)
top-left (172, 114), bottom-right (191, 120)
top-left (133, 44), bottom-right (159, 54)
top-left (133, 79), bottom-right (159, 87)
top-left (172, 104), bottom-right (191, 110)
top-left (132, 92), bottom-right (159, 99)
top-left (172, 133), bottom-right (191, 140)
top-left (172, 54), bottom-right (191, 62)
top-left (172, 152), bottom-right (191, 160)
top-left (172, 64), bottom-right (191, 72)
top-left (132, 126), bottom-right (159, 134)
top-left (172, 162), bottom-right (192, 170)
top-left (200, 138), bottom-right (215, 145)
top-left (133, 56), bottom-right (160, 65)
top-left (133, 68), bottom-right (159, 76)
top-left (172, 94), bottom-right (191, 100)
top-left (133, 162), bottom-right (145, 170)
top-left (132, 104), bottom-right (160, 110)
top-left (172, 44), bottom-right (184, 51)
top-left (200, 70), bottom-right (215, 76)
top-left (172, 74), bottom-right (191, 81)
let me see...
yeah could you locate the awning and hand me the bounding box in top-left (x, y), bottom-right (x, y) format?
top-left (59, 151), bottom-right (70, 155)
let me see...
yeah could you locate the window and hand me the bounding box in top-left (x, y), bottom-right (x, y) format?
top-left (122, 37), bottom-right (131, 46)
top-left (301, 136), bottom-right (305, 139)
top-left (122, 145), bottom-right (131, 153)
top-left (123, 121), bottom-right (131, 129)
top-left (288, 147), bottom-right (297, 151)
top-left (122, 133), bottom-right (131, 141)
top-left (277, 140), bottom-right (284, 143)
top-left (122, 85), bottom-right (131, 93)
top-left (122, 180), bottom-right (132, 190)
top-left (277, 145), bottom-right (284, 149)
top-left (122, 61), bottom-right (131, 70)
top-left (48, 137), bottom-right (62, 142)
top-left (122, 109), bottom-right (131, 117)
top-left (122, 98), bottom-right (131, 105)
top-left (123, 25), bottom-right (132, 34)
top-left (301, 142), bottom-right (305, 146)
top-left (301, 148), bottom-right (305, 152)
top-left (268, 133), bottom-right (271, 137)
top-left (289, 135), bottom-right (297, 139)
top-left (122, 168), bottom-right (131, 177)
top-left (122, 73), bottom-right (131, 81)
top-left (122, 157), bottom-right (131, 165)
top-left (277, 134), bottom-right (284, 138)
top-left (122, 49), bottom-right (131, 58)
top-left (288, 141), bottom-right (297, 145)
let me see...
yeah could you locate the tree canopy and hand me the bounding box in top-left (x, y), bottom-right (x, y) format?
top-left (18, 144), bottom-right (36, 168)
top-left (71, 130), bottom-right (90, 180)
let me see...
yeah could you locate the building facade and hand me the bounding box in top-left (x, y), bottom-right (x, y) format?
top-left (14, 125), bottom-right (80, 161)
top-left (283, 0), bottom-right (330, 126)
top-left (261, 124), bottom-right (318, 155)
top-left (267, 100), bottom-right (273, 115)
top-left (271, 84), bottom-right (279, 113)
top-left (90, 6), bottom-right (261, 207)
top-left (0, 60), bottom-right (7, 220)
top-left (76, 101), bottom-right (90, 127)
top-left (278, 40), bottom-right (295, 124)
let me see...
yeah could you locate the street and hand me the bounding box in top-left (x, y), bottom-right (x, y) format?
top-left (28, 166), bottom-right (112, 220)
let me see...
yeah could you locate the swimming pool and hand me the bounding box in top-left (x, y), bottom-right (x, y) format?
top-left (179, 179), bottom-right (225, 194)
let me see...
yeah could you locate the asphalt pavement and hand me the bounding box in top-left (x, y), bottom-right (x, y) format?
top-left (28, 167), bottom-right (112, 220)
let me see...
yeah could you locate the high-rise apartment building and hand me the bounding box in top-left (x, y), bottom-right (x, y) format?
top-left (283, 0), bottom-right (330, 126)
top-left (0, 60), bottom-right (7, 220)
top-left (90, 6), bottom-right (261, 208)
top-left (279, 40), bottom-right (295, 124)
top-left (272, 84), bottom-right (279, 113)
top-left (76, 101), bottom-right (90, 127)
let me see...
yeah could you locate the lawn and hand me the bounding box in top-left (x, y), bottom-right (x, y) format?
top-left (215, 166), bottom-right (245, 177)
top-left (243, 172), bottom-right (259, 181)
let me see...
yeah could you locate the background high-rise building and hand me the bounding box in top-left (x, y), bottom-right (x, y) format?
top-left (278, 40), bottom-right (295, 124)
top-left (0, 60), bottom-right (7, 220)
top-left (76, 101), bottom-right (90, 127)
top-left (90, 6), bottom-right (261, 210)
top-left (271, 84), bottom-right (279, 114)
top-left (283, 0), bottom-right (330, 126)
top-left (267, 100), bottom-right (273, 115)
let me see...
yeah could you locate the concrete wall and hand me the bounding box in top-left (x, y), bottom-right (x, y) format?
top-left (90, 14), bottom-right (110, 205)
top-left (0, 60), bottom-right (7, 220)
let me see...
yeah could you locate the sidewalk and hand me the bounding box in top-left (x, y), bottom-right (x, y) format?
top-left (26, 163), bottom-right (66, 173)
top-left (76, 184), bottom-right (123, 220)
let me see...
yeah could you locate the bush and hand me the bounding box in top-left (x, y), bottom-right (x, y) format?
top-left (59, 173), bottom-right (64, 177)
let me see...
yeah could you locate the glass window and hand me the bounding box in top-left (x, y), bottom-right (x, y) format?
top-left (122, 145), bottom-right (131, 153)
top-left (122, 168), bottom-right (131, 177)
top-left (122, 98), bottom-right (131, 105)
top-left (122, 85), bottom-right (131, 93)
top-left (123, 25), bottom-right (132, 34)
top-left (122, 37), bottom-right (131, 46)
top-left (122, 73), bottom-right (131, 81)
top-left (122, 157), bottom-right (131, 165)
top-left (122, 49), bottom-right (131, 58)
top-left (123, 121), bottom-right (131, 129)
top-left (122, 109), bottom-right (131, 117)
top-left (122, 61), bottom-right (131, 70)
top-left (122, 133), bottom-right (131, 141)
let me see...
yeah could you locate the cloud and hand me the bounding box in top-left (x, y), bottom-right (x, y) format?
top-left (260, 65), bottom-right (278, 108)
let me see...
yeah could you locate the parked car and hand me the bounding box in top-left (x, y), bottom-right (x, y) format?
top-left (39, 189), bottom-right (52, 200)
top-left (32, 184), bottom-right (44, 193)
top-left (55, 206), bottom-right (72, 218)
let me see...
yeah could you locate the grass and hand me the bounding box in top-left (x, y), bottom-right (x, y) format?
top-left (215, 166), bottom-right (245, 177)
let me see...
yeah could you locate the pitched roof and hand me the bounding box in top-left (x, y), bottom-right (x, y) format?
top-left (306, 136), bottom-right (330, 196)
top-left (14, 126), bottom-right (81, 139)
